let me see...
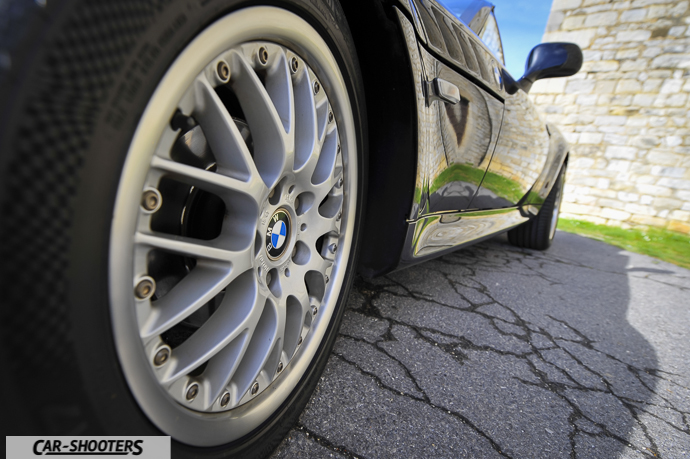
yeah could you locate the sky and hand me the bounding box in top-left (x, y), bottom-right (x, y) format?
top-left (440, 0), bottom-right (554, 77)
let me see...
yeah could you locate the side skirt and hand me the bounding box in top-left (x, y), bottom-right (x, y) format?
top-left (397, 207), bottom-right (529, 270)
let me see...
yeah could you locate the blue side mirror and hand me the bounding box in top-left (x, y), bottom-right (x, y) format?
top-left (516, 42), bottom-right (583, 94)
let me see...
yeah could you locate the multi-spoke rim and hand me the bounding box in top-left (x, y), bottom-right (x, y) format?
top-left (109, 7), bottom-right (357, 446)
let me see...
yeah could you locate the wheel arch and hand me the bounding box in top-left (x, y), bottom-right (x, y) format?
top-left (339, 0), bottom-right (419, 278)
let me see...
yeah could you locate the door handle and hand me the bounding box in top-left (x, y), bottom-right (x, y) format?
top-left (426, 78), bottom-right (460, 105)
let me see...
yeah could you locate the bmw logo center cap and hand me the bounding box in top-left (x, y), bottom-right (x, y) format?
top-left (266, 209), bottom-right (291, 260)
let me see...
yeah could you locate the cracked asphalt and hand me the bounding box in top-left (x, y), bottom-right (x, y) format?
top-left (270, 231), bottom-right (690, 459)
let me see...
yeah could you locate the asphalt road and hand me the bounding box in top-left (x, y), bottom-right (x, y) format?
top-left (270, 231), bottom-right (690, 459)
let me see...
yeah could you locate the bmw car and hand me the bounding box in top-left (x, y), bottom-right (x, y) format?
top-left (0, 0), bottom-right (581, 456)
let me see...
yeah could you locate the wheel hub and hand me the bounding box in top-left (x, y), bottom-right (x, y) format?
top-left (266, 208), bottom-right (291, 260)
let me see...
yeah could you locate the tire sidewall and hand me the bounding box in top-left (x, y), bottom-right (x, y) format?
top-left (2, 0), bottom-right (366, 456)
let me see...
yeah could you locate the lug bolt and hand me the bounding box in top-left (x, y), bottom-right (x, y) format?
top-left (338, 177), bottom-right (343, 188)
top-left (313, 80), bottom-right (321, 95)
top-left (258, 47), bottom-right (269, 65)
top-left (298, 336), bottom-right (303, 346)
top-left (186, 383), bottom-right (199, 401)
top-left (266, 272), bottom-right (272, 285)
top-left (337, 145), bottom-right (341, 155)
top-left (141, 188), bottom-right (162, 213)
top-left (328, 243), bottom-right (337, 254)
top-left (135, 276), bottom-right (156, 300)
top-left (312, 306), bottom-right (318, 316)
top-left (153, 346), bottom-right (170, 366)
top-left (277, 362), bottom-right (283, 373)
top-left (251, 381), bottom-right (260, 395)
top-left (216, 61), bottom-right (230, 82)
top-left (328, 111), bottom-right (334, 123)
top-left (291, 57), bottom-right (299, 73)
top-left (325, 275), bottom-right (330, 284)
top-left (337, 212), bottom-right (342, 221)
top-left (220, 392), bottom-right (230, 408)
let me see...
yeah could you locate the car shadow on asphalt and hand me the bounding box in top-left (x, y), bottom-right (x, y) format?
top-left (273, 231), bottom-right (689, 458)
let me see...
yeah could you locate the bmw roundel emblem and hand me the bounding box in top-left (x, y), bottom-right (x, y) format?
top-left (266, 208), bottom-right (291, 260)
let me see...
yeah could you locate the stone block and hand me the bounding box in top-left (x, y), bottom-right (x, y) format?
top-left (615, 49), bottom-right (641, 60)
top-left (669, 210), bottom-right (690, 222)
top-left (563, 132), bottom-right (581, 144)
top-left (660, 79), bottom-right (684, 93)
top-left (651, 166), bottom-right (686, 177)
top-left (657, 177), bottom-right (690, 190)
top-left (597, 126), bottom-right (626, 134)
top-left (626, 117), bottom-right (648, 127)
top-left (601, 207), bottom-right (631, 220)
top-left (632, 136), bottom-right (662, 153)
top-left (585, 11), bottom-right (619, 27)
top-left (580, 132), bottom-right (604, 144)
top-left (640, 195), bottom-right (653, 205)
top-left (563, 15), bottom-right (586, 30)
top-left (669, 26), bottom-right (687, 37)
top-left (562, 202), bottom-right (596, 215)
top-left (604, 133), bottom-right (628, 145)
top-left (617, 30), bottom-right (652, 42)
top-left (620, 8), bottom-right (647, 22)
top-left (566, 79), bottom-right (596, 94)
top-left (642, 47), bottom-right (662, 59)
top-left (597, 178), bottom-right (611, 189)
top-left (615, 79), bottom-right (642, 93)
top-left (665, 94), bottom-right (688, 107)
top-left (630, 215), bottom-right (667, 227)
top-left (642, 78), bottom-right (663, 92)
top-left (648, 5), bottom-right (673, 19)
top-left (654, 197), bottom-right (683, 209)
top-left (546, 11), bottom-right (566, 33)
top-left (594, 80), bottom-right (616, 94)
top-left (584, 50), bottom-right (603, 61)
top-left (668, 220), bottom-right (690, 233)
top-left (586, 60), bottom-right (622, 72)
top-left (595, 115), bottom-right (627, 126)
top-left (647, 150), bottom-right (682, 166)
top-left (553, 0), bottom-right (583, 10)
top-left (664, 136), bottom-right (683, 147)
top-left (632, 94), bottom-right (655, 107)
top-left (605, 146), bottom-right (637, 159)
top-left (535, 95), bottom-right (555, 105)
top-left (599, 198), bottom-right (627, 210)
top-left (577, 94), bottom-right (598, 106)
top-left (620, 59), bottom-right (649, 71)
top-left (607, 159), bottom-right (631, 172)
top-left (573, 157), bottom-right (596, 169)
top-left (651, 54), bottom-right (690, 69)
top-left (671, 1), bottom-right (690, 17)
top-left (625, 203), bottom-right (655, 215)
top-left (631, 0), bottom-right (676, 7)
top-left (531, 78), bottom-right (567, 94)
top-left (544, 29), bottom-right (598, 49)
top-left (618, 191), bottom-right (640, 202)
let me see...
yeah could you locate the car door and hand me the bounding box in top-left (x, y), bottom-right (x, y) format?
top-left (469, 12), bottom-right (551, 209)
top-left (412, 0), bottom-right (505, 214)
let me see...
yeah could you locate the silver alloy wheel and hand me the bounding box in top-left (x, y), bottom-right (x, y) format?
top-left (109, 6), bottom-right (357, 446)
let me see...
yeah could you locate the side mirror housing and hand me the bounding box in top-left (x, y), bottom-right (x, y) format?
top-left (517, 42), bottom-right (583, 94)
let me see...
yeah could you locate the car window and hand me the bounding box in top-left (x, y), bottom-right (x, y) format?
top-left (479, 13), bottom-right (504, 64)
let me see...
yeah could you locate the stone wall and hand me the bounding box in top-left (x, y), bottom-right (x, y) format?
top-left (531, 0), bottom-right (690, 234)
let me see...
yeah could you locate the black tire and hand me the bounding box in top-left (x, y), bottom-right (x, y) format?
top-left (508, 163), bottom-right (566, 251)
top-left (0, 1), bottom-right (366, 457)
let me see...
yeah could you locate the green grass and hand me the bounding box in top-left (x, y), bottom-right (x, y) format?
top-left (428, 163), bottom-right (525, 204)
top-left (558, 218), bottom-right (690, 270)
